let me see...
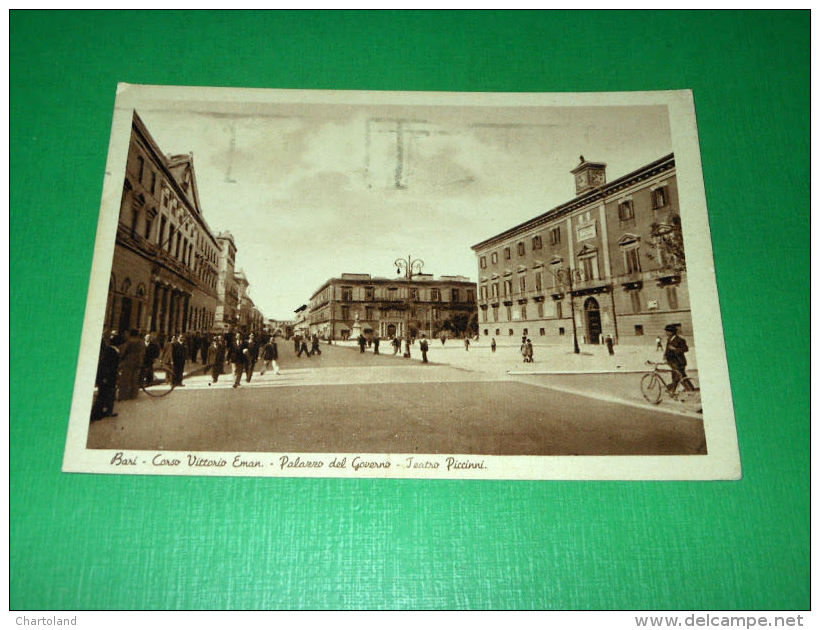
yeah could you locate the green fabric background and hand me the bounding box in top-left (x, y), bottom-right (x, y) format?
top-left (10, 10), bottom-right (809, 610)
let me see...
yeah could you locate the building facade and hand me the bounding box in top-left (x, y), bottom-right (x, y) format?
top-left (215, 231), bottom-right (239, 331)
top-left (308, 273), bottom-right (477, 340)
top-left (471, 154), bottom-right (690, 346)
top-left (105, 112), bottom-right (221, 337)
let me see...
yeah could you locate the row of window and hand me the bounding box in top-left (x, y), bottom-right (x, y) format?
top-left (479, 186), bottom-right (670, 270)
top-left (337, 286), bottom-right (474, 303)
top-left (481, 324), bottom-right (653, 337)
top-left (479, 285), bottom-right (680, 325)
top-left (336, 306), bottom-right (451, 321)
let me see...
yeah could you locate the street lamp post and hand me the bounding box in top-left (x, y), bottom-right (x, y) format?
top-left (394, 255), bottom-right (424, 358)
top-left (549, 266), bottom-right (581, 354)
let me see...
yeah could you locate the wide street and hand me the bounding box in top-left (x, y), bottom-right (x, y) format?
top-left (87, 339), bottom-right (707, 456)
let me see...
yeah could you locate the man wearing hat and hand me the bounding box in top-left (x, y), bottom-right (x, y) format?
top-left (663, 324), bottom-right (692, 392)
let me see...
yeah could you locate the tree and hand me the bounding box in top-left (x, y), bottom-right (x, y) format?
top-left (647, 212), bottom-right (686, 272)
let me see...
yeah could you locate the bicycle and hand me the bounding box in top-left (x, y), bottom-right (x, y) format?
top-left (640, 361), bottom-right (700, 405)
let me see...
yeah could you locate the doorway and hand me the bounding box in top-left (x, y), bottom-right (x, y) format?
top-left (584, 297), bottom-right (601, 344)
top-left (118, 297), bottom-right (133, 334)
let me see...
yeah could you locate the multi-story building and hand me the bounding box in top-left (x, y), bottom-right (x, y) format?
top-left (266, 319), bottom-right (295, 338)
top-left (105, 111), bottom-right (221, 337)
top-left (215, 231), bottom-right (239, 331)
top-left (471, 154), bottom-right (689, 346)
top-left (308, 273), bottom-right (477, 340)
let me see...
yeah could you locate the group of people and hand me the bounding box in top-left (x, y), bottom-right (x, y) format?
top-left (292, 333), bottom-right (323, 358)
top-left (90, 328), bottom-right (279, 420)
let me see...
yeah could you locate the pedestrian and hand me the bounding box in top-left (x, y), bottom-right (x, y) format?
top-left (200, 332), bottom-right (210, 366)
top-left (656, 336), bottom-right (663, 352)
top-left (293, 334), bottom-right (301, 355)
top-left (464, 337), bottom-right (470, 351)
top-left (373, 335), bottom-right (380, 354)
top-left (160, 335), bottom-right (175, 384)
top-left (172, 334), bottom-right (187, 386)
top-left (208, 338), bottom-right (225, 384)
top-left (392, 336), bottom-right (401, 355)
top-left (245, 333), bottom-right (259, 382)
top-left (117, 329), bottom-right (145, 400)
top-left (141, 333), bottom-right (160, 386)
top-left (90, 333), bottom-right (120, 421)
top-left (260, 336), bottom-right (280, 375)
top-left (358, 334), bottom-right (367, 353)
top-left (663, 324), bottom-right (693, 392)
top-left (298, 335), bottom-right (311, 357)
top-left (419, 334), bottom-right (429, 363)
top-left (525, 338), bottom-right (534, 363)
top-left (521, 338), bottom-right (529, 363)
top-left (605, 334), bottom-right (615, 355)
top-left (440, 334), bottom-right (446, 346)
top-left (230, 333), bottom-right (249, 388)
top-left (491, 337), bottom-right (497, 353)
top-left (311, 334), bottom-right (322, 356)
top-left (404, 336), bottom-right (411, 358)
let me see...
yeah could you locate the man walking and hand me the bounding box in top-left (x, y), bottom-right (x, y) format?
top-left (358, 334), bottom-right (367, 353)
top-left (373, 335), bottom-right (380, 354)
top-left (245, 333), bottom-right (259, 382)
top-left (208, 337), bottom-right (225, 385)
top-left (90, 333), bottom-right (120, 421)
top-left (419, 334), bottom-right (429, 363)
top-left (172, 334), bottom-right (187, 386)
top-left (311, 334), bottom-right (322, 356)
top-left (118, 329), bottom-right (145, 400)
top-left (392, 336), bottom-right (401, 355)
top-left (230, 333), bottom-right (249, 388)
top-left (464, 337), bottom-right (470, 351)
top-left (260, 336), bottom-right (280, 375)
top-left (605, 334), bottom-right (615, 355)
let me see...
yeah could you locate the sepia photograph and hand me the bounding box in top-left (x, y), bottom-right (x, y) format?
top-left (63, 85), bottom-right (740, 479)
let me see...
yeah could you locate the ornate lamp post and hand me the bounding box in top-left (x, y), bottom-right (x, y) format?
top-left (548, 266), bottom-right (581, 354)
top-left (394, 255), bottom-right (424, 358)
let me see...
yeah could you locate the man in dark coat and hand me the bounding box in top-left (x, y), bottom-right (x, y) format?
top-left (91, 333), bottom-right (120, 421)
top-left (419, 334), bottom-right (429, 363)
top-left (230, 333), bottom-right (249, 388)
top-left (172, 334), bottom-right (187, 387)
top-left (245, 333), bottom-right (259, 382)
top-left (373, 335), bottom-right (380, 354)
top-left (118, 329), bottom-right (145, 400)
top-left (208, 338), bottom-right (226, 384)
top-left (311, 334), bottom-right (322, 356)
top-left (663, 324), bottom-right (692, 392)
top-left (260, 337), bottom-right (280, 375)
top-left (358, 334), bottom-right (367, 353)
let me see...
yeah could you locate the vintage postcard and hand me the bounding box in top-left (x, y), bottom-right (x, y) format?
top-left (63, 85), bottom-right (741, 479)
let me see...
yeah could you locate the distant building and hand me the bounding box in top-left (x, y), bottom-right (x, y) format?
top-left (308, 273), bottom-right (477, 340)
top-left (105, 111), bottom-right (221, 337)
top-left (471, 154), bottom-right (689, 345)
top-left (267, 319), bottom-right (295, 338)
top-left (215, 231), bottom-right (239, 331)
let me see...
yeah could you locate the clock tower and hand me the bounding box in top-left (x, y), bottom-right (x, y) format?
top-left (570, 156), bottom-right (607, 195)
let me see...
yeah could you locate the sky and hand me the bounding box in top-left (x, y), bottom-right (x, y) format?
top-left (136, 100), bottom-right (672, 320)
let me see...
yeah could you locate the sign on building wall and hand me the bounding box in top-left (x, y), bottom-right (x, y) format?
top-left (576, 222), bottom-right (597, 242)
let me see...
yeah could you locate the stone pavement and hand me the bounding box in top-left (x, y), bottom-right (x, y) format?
top-left (331, 337), bottom-right (702, 417)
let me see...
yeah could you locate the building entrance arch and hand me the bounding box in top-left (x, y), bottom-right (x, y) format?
top-left (584, 297), bottom-right (602, 344)
top-left (386, 323), bottom-right (397, 339)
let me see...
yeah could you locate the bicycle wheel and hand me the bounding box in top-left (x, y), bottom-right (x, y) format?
top-left (640, 373), bottom-right (663, 404)
top-left (141, 370), bottom-right (176, 398)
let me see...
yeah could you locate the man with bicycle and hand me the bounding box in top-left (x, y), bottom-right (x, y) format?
top-left (663, 324), bottom-right (694, 393)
